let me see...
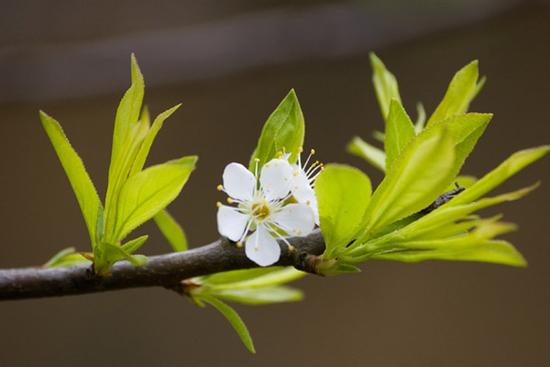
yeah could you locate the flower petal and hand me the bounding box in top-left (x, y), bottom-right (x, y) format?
top-left (291, 166), bottom-right (315, 202)
top-left (245, 224), bottom-right (281, 266)
top-left (217, 205), bottom-right (250, 242)
top-left (223, 162), bottom-right (256, 201)
top-left (271, 203), bottom-right (315, 236)
top-left (260, 158), bottom-right (292, 201)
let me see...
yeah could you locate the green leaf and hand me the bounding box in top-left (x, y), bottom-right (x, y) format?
top-left (315, 164), bottom-right (372, 257)
top-left (427, 60), bottom-right (482, 126)
top-left (249, 89), bottom-right (305, 171)
top-left (121, 235), bottom-right (149, 254)
top-left (110, 54), bottom-right (145, 175)
top-left (94, 242), bottom-right (148, 275)
top-left (450, 146), bottom-right (550, 206)
top-left (206, 267), bottom-right (305, 291)
top-left (373, 240), bottom-right (526, 267)
top-left (362, 128), bottom-right (456, 235)
top-left (154, 209), bottom-right (188, 252)
top-left (200, 295), bottom-right (256, 354)
top-left (213, 286), bottom-right (303, 305)
top-left (130, 104), bottom-right (182, 176)
top-left (44, 247), bottom-right (91, 268)
top-left (114, 156), bottom-right (197, 241)
top-left (39, 111), bottom-right (103, 247)
top-left (370, 52), bottom-right (401, 119)
top-left (414, 102), bottom-right (426, 133)
top-left (347, 136), bottom-right (386, 172)
top-left (384, 99), bottom-right (415, 170)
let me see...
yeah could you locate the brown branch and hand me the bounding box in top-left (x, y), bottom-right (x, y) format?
top-left (0, 230), bottom-right (325, 301)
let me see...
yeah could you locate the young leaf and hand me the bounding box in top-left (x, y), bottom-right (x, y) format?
top-left (130, 104), bottom-right (182, 176)
top-left (115, 156), bottom-right (197, 241)
top-left (39, 111), bottom-right (103, 246)
top-left (44, 247), bottom-right (91, 268)
top-left (370, 52), bottom-right (401, 119)
top-left (154, 209), bottom-right (188, 252)
top-left (95, 242), bottom-right (148, 273)
top-left (206, 267), bottom-right (305, 291)
top-left (450, 146), bottom-right (550, 206)
top-left (414, 102), bottom-right (426, 133)
top-left (249, 89), bottom-right (305, 171)
top-left (202, 268), bottom-right (285, 286)
top-left (110, 54), bottom-right (145, 174)
top-left (213, 286), bottom-right (303, 305)
top-left (200, 295), bottom-right (256, 354)
top-left (315, 164), bottom-right (372, 257)
top-left (384, 99), bottom-right (415, 170)
top-left (121, 235), bottom-right (149, 254)
top-left (373, 240), bottom-right (526, 267)
top-left (347, 136), bottom-right (386, 172)
top-left (362, 128), bottom-right (456, 235)
top-left (427, 60), bottom-right (482, 126)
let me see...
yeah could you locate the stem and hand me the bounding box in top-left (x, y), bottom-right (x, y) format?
top-left (0, 230), bottom-right (325, 301)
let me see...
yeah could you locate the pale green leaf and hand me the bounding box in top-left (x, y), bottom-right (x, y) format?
top-left (130, 104), bottom-right (182, 176)
top-left (201, 267), bottom-right (285, 286)
top-left (206, 267), bottom-right (305, 291)
top-left (362, 128), bottom-right (456, 235)
top-left (370, 52), bottom-right (401, 119)
top-left (347, 136), bottom-right (386, 172)
top-left (373, 240), bottom-right (526, 267)
top-left (249, 89), bottom-right (305, 170)
top-left (427, 60), bottom-right (482, 126)
top-left (121, 235), bottom-right (149, 254)
top-left (39, 111), bottom-right (103, 246)
top-left (450, 146), bottom-right (550, 206)
top-left (44, 247), bottom-right (91, 268)
top-left (214, 286), bottom-right (303, 305)
top-left (315, 164), bottom-right (372, 257)
top-left (414, 102), bottom-right (426, 133)
top-left (201, 295), bottom-right (256, 354)
top-left (114, 156), bottom-right (197, 241)
top-left (154, 209), bottom-right (188, 251)
top-left (384, 99), bottom-right (415, 170)
top-left (110, 54), bottom-right (145, 174)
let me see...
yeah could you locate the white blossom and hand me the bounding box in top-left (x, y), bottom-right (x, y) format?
top-left (216, 158), bottom-right (315, 266)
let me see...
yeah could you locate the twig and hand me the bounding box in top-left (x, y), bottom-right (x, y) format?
top-left (0, 230), bottom-right (325, 301)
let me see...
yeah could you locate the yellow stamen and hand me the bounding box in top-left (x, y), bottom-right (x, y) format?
top-left (216, 184), bottom-right (223, 191)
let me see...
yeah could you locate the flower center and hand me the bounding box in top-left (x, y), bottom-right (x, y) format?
top-left (251, 202), bottom-right (271, 221)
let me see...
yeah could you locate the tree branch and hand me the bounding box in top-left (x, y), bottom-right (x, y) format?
top-left (0, 230), bottom-right (325, 301)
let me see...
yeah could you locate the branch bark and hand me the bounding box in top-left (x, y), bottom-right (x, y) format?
top-left (0, 230), bottom-right (325, 301)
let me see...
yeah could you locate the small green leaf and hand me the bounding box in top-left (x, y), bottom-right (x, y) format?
top-left (154, 209), bottom-right (188, 252)
top-left (384, 99), bottom-right (415, 170)
top-left (347, 136), bottom-right (386, 172)
top-left (121, 235), bottom-right (149, 254)
top-left (206, 267), bottom-right (305, 291)
top-left (44, 247), bottom-right (92, 268)
top-left (115, 156), bottom-right (197, 241)
top-left (370, 52), bottom-right (401, 119)
top-left (130, 104), bottom-right (182, 176)
top-left (213, 286), bottom-right (303, 305)
top-left (450, 146), bottom-right (550, 206)
top-left (200, 295), bottom-right (256, 354)
top-left (373, 240), bottom-right (526, 267)
top-left (427, 60), bottom-right (482, 126)
top-left (362, 128), bottom-right (456, 235)
top-left (315, 164), bottom-right (372, 257)
top-left (39, 111), bottom-right (103, 247)
top-left (414, 102), bottom-right (426, 133)
top-left (94, 242), bottom-right (147, 274)
top-left (249, 89), bottom-right (305, 170)
top-left (110, 54), bottom-right (145, 175)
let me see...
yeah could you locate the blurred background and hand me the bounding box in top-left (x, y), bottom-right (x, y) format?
top-left (0, 0), bottom-right (549, 365)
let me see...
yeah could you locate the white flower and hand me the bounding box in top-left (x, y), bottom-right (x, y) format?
top-left (288, 149), bottom-right (323, 225)
top-left (216, 158), bottom-right (315, 266)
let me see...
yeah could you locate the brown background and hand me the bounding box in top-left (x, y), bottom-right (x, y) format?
top-left (0, 1), bottom-right (549, 366)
